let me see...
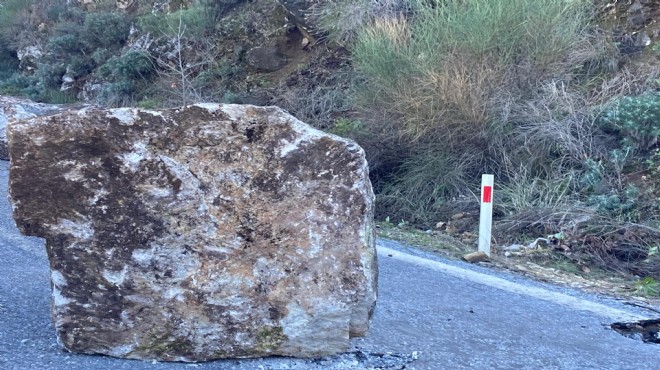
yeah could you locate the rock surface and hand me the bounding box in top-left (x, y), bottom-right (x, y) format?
top-left (8, 103), bottom-right (377, 361)
top-left (0, 96), bottom-right (69, 160)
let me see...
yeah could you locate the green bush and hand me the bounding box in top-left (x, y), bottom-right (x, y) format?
top-left (82, 12), bottom-right (131, 48)
top-left (138, 6), bottom-right (213, 36)
top-left (98, 51), bottom-right (154, 81)
top-left (44, 0), bottom-right (70, 22)
top-left (0, 0), bottom-right (35, 46)
top-left (95, 51), bottom-right (155, 107)
top-left (330, 118), bottom-right (365, 137)
top-left (0, 72), bottom-right (34, 96)
top-left (49, 10), bottom-right (130, 53)
top-left (36, 62), bottom-right (67, 89)
top-left (137, 98), bottom-right (160, 109)
top-left (586, 184), bottom-right (640, 221)
top-left (91, 48), bottom-right (113, 65)
top-left (599, 92), bottom-right (660, 151)
top-left (579, 148), bottom-right (643, 220)
top-left (17, 7), bottom-right (134, 99)
top-left (48, 33), bottom-right (89, 54)
top-left (67, 55), bottom-right (95, 77)
top-left (0, 73), bottom-right (78, 103)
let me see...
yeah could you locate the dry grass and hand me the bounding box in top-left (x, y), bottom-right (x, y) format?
top-left (589, 62), bottom-right (660, 105)
top-left (267, 50), bottom-right (355, 131)
top-left (491, 81), bottom-right (604, 176)
top-left (310, 0), bottom-right (411, 45)
top-left (497, 167), bottom-right (577, 214)
top-left (367, 15), bottom-right (410, 48)
top-left (400, 55), bottom-right (501, 143)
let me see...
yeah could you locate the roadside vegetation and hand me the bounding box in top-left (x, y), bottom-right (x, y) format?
top-left (0, 0), bottom-right (659, 294)
top-left (321, 0), bottom-right (660, 295)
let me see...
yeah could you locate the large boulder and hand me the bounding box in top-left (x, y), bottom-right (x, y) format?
top-left (8, 104), bottom-right (377, 361)
top-left (0, 96), bottom-right (69, 160)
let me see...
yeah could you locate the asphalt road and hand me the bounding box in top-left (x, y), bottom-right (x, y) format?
top-left (1, 160), bottom-right (659, 369)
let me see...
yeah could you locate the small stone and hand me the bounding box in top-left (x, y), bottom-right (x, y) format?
top-left (462, 251), bottom-right (489, 263)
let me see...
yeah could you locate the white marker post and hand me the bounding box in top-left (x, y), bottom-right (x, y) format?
top-left (478, 174), bottom-right (494, 256)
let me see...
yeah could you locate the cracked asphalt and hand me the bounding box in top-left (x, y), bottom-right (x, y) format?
top-left (1, 160), bottom-right (659, 369)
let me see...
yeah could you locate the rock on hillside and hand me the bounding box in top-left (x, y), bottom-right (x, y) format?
top-left (8, 103), bottom-right (377, 361)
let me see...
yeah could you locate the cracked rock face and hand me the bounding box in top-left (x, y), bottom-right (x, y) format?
top-left (8, 104), bottom-right (377, 361)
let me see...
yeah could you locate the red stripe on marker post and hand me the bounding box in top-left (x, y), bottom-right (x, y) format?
top-left (482, 185), bottom-right (492, 203)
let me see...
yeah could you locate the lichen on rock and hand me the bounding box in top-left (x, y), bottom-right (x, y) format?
top-left (8, 103), bottom-right (377, 361)
top-left (0, 96), bottom-right (72, 161)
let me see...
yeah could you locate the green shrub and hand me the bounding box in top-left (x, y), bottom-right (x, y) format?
top-left (91, 48), bottom-right (113, 65)
top-left (67, 55), bottom-right (95, 77)
top-left (599, 92), bottom-right (660, 150)
top-left (36, 62), bottom-right (67, 89)
top-left (138, 6), bottom-right (213, 36)
top-left (0, 0), bottom-right (36, 45)
top-left (44, 0), bottom-right (70, 22)
top-left (37, 88), bottom-right (78, 104)
top-left (39, 8), bottom-right (131, 90)
top-left (82, 12), bottom-right (131, 48)
top-left (587, 184), bottom-right (639, 218)
top-left (197, 0), bottom-right (241, 22)
top-left (95, 51), bottom-right (155, 107)
top-left (48, 34), bottom-right (86, 54)
top-left (49, 10), bottom-right (130, 53)
top-left (579, 148), bottom-right (642, 220)
top-left (0, 72), bottom-right (34, 96)
top-left (633, 277), bottom-right (659, 297)
top-left (188, 58), bottom-right (244, 101)
top-left (137, 98), bottom-right (160, 109)
top-left (330, 118), bottom-right (365, 137)
top-left (98, 51), bottom-right (154, 81)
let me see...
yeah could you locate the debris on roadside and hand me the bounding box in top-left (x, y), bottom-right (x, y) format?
top-left (462, 251), bottom-right (489, 263)
top-left (312, 350), bottom-right (419, 369)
